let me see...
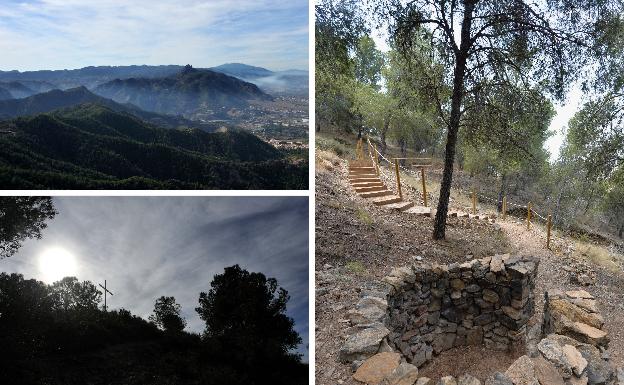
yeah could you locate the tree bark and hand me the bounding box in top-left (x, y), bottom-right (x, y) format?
top-left (433, 1), bottom-right (475, 240)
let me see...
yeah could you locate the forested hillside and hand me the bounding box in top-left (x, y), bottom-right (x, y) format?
top-left (0, 104), bottom-right (307, 189)
top-left (0, 86), bottom-right (222, 131)
top-left (315, 0), bottom-right (624, 241)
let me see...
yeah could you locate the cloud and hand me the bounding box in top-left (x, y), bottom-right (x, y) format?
top-left (1, 196), bottom-right (309, 360)
top-left (0, 0), bottom-right (308, 71)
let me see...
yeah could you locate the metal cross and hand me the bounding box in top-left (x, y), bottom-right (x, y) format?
top-left (98, 279), bottom-right (114, 312)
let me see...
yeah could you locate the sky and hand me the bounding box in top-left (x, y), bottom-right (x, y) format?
top-left (0, 0), bottom-right (309, 72)
top-left (1, 196), bottom-right (309, 360)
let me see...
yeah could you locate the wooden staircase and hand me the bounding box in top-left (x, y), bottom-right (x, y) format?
top-left (348, 161), bottom-right (429, 216)
top-left (346, 159), bottom-right (498, 223)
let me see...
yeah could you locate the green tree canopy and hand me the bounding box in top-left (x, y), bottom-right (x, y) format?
top-left (371, 0), bottom-right (623, 239)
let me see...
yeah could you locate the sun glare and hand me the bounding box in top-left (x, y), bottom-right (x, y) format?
top-left (39, 247), bottom-right (77, 283)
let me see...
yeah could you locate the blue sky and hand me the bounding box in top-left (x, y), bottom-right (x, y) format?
top-left (0, 0), bottom-right (308, 71)
top-left (1, 196), bottom-right (310, 361)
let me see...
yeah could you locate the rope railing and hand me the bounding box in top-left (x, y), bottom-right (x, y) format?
top-left (360, 138), bottom-right (555, 249)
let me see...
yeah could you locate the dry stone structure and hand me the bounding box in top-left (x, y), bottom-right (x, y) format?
top-left (340, 256), bottom-right (621, 385)
top-left (384, 254), bottom-right (538, 366)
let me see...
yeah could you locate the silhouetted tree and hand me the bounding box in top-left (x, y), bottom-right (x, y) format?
top-left (50, 277), bottom-right (102, 312)
top-left (195, 265), bottom-right (302, 365)
top-left (149, 296), bottom-right (186, 333)
top-left (0, 197), bottom-right (56, 259)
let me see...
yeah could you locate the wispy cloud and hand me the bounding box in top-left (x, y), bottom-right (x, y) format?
top-left (0, 0), bottom-right (308, 71)
top-left (1, 196), bottom-right (309, 360)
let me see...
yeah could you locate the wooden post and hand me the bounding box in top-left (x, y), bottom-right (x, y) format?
top-left (547, 214), bottom-right (552, 249)
top-left (374, 144), bottom-right (380, 176)
top-left (421, 167), bottom-right (428, 207)
top-left (472, 190), bottom-right (477, 215)
top-left (502, 195), bottom-right (507, 219)
top-left (527, 202), bottom-right (532, 230)
top-left (394, 159), bottom-right (402, 200)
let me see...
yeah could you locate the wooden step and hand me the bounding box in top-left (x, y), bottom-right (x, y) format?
top-left (349, 166), bottom-right (376, 172)
top-left (448, 212), bottom-right (459, 218)
top-left (349, 161), bottom-right (373, 168)
top-left (371, 195), bottom-right (402, 206)
top-left (350, 178), bottom-right (380, 184)
top-left (360, 190), bottom-right (393, 198)
top-left (354, 186), bottom-right (387, 193)
top-left (405, 206), bottom-right (432, 217)
top-left (384, 201), bottom-right (416, 211)
top-left (351, 181), bottom-right (384, 188)
top-left (349, 173), bottom-right (377, 179)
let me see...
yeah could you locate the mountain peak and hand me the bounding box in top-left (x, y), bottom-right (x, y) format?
top-left (181, 64), bottom-right (196, 74)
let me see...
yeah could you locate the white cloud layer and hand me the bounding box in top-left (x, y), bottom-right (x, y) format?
top-left (0, 0), bottom-right (308, 71)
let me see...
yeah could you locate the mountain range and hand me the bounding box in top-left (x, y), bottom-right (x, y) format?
top-left (0, 63), bottom-right (309, 97)
top-left (0, 86), bottom-right (219, 130)
top-left (0, 104), bottom-right (307, 189)
top-left (93, 65), bottom-right (272, 117)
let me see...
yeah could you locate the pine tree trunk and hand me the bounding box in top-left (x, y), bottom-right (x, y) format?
top-left (433, 1), bottom-right (474, 240)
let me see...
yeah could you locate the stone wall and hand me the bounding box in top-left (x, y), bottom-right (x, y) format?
top-left (339, 257), bottom-right (621, 385)
top-left (384, 255), bottom-right (539, 367)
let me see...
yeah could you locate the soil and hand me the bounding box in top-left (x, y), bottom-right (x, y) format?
top-left (315, 152), bottom-right (624, 384)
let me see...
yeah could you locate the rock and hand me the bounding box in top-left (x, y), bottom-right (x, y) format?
top-left (438, 376), bottom-right (457, 385)
top-left (416, 378), bottom-right (433, 385)
top-left (433, 333), bottom-right (456, 354)
top-left (484, 372), bottom-right (514, 385)
top-left (466, 328), bottom-right (484, 345)
top-left (340, 326), bottom-right (391, 363)
top-left (483, 289), bottom-right (500, 303)
top-left (451, 279), bottom-right (465, 290)
top-left (382, 362), bottom-right (419, 385)
top-left (490, 254), bottom-right (505, 273)
top-left (576, 343), bottom-right (617, 385)
top-left (353, 352), bottom-right (402, 385)
top-left (533, 356), bottom-right (564, 385)
top-left (562, 344), bottom-right (588, 377)
top-left (566, 290), bottom-right (594, 300)
top-left (617, 368), bottom-right (624, 384)
top-left (379, 338), bottom-right (394, 353)
top-left (347, 306), bottom-right (387, 325)
top-left (549, 298), bottom-right (604, 329)
top-left (457, 374), bottom-right (481, 385)
top-left (537, 336), bottom-right (574, 378)
top-left (571, 322), bottom-right (609, 348)
top-left (567, 375), bottom-right (589, 385)
top-left (505, 355), bottom-right (539, 385)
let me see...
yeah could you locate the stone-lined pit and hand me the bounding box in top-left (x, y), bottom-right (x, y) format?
top-left (383, 254), bottom-right (539, 367)
top-left (339, 255), bottom-right (618, 385)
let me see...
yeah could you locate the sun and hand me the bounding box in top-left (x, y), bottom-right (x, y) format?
top-left (39, 247), bottom-right (77, 283)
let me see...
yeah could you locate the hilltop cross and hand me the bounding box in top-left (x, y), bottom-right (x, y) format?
top-left (98, 280), bottom-right (114, 312)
